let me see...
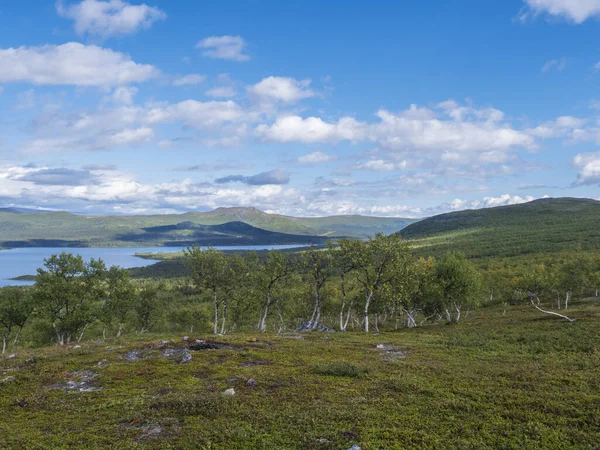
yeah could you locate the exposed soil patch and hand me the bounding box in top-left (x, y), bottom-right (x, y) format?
top-left (374, 344), bottom-right (410, 360)
top-left (239, 359), bottom-right (271, 368)
top-left (188, 341), bottom-right (240, 351)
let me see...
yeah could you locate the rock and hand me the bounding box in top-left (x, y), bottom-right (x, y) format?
top-left (97, 359), bottom-right (109, 366)
top-left (195, 339), bottom-right (205, 344)
top-left (183, 336), bottom-right (190, 341)
top-left (223, 388), bottom-right (235, 396)
top-left (71, 345), bottom-right (82, 349)
top-left (25, 356), bottom-right (36, 364)
top-left (162, 348), bottom-right (192, 364)
top-left (125, 350), bottom-right (145, 362)
top-left (348, 445), bottom-right (361, 450)
top-left (0, 376), bottom-right (16, 383)
top-left (5, 354), bottom-right (16, 360)
top-left (317, 437), bottom-right (329, 443)
top-left (154, 340), bottom-right (171, 349)
top-left (49, 370), bottom-right (102, 392)
top-left (248, 337), bottom-right (257, 342)
top-left (246, 378), bottom-right (257, 387)
top-left (227, 378), bottom-right (239, 383)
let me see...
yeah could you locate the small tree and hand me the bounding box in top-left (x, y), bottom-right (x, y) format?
top-left (339, 233), bottom-right (411, 332)
top-left (34, 253), bottom-right (107, 345)
top-left (255, 251), bottom-right (290, 332)
top-left (435, 253), bottom-right (480, 324)
top-left (0, 287), bottom-right (34, 353)
top-left (99, 266), bottom-right (137, 338)
top-left (515, 264), bottom-right (575, 322)
top-left (301, 246), bottom-right (334, 330)
top-left (134, 284), bottom-right (165, 333)
top-left (184, 246), bottom-right (228, 335)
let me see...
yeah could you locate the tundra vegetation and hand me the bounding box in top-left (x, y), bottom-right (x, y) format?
top-left (1, 228), bottom-right (600, 448)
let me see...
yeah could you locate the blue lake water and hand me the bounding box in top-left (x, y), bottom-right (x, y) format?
top-left (0, 245), bottom-right (305, 287)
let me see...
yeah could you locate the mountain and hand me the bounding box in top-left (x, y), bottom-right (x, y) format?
top-left (400, 197), bottom-right (600, 259)
top-left (0, 207), bottom-right (415, 248)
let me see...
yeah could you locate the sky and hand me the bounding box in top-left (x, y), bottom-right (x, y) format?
top-left (0, 0), bottom-right (599, 217)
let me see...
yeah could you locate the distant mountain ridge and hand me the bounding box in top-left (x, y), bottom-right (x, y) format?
top-left (400, 197), bottom-right (600, 259)
top-left (0, 206), bottom-right (416, 248)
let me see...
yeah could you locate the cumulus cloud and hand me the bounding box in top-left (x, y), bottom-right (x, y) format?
top-left (173, 74), bottom-right (206, 86)
top-left (57, 0), bottom-right (166, 37)
top-left (110, 86), bottom-right (138, 105)
top-left (297, 151), bottom-right (336, 164)
top-left (257, 116), bottom-right (365, 143)
top-left (573, 152), bottom-right (600, 185)
top-left (196, 35), bottom-right (249, 62)
top-left (205, 86), bottom-right (237, 98)
top-left (519, 0), bottom-right (600, 23)
top-left (247, 76), bottom-right (315, 103)
top-left (215, 168), bottom-right (290, 186)
top-left (0, 42), bottom-right (158, 86)
top-left (355, 159), bottom-right (407, 171)
top-left (144, 100), bottom-right (247, 128)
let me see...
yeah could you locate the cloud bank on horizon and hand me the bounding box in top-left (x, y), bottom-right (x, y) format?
top-left (0, 0), bottom-right (598, 217)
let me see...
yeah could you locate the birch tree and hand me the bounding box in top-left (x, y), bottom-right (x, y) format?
top-left (0, 287), bottom-right (34, 354)
top-left (34, 253), bottom-right (107, 345)
top-left (516, 265), bottom-right (575, 322)
top-left (339, 233), bottom-right (411, 333)
top-left (255, 251), bottom-right (290, 332)
top-left (302, 246), bottom-right (334, 330)
top-left (435, 253), bottom-right (480, 324)
top-left (184, 246), bottom-right (228, 335)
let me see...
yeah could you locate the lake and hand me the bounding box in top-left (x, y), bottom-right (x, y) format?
top-left (0, 245), bottom-right (305, 287)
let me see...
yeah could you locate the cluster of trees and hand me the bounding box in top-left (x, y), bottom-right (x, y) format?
top-left (4, 235), bottom-right (600, 351)
top-left (511, 252), bottom-right (600, 321)
top-left (0, 234), bottom-right (485, 349)
top-left (183, 234), bottom-right (482, 334)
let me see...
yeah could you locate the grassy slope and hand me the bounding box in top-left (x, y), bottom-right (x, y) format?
top-left (400, 197), bottom-right (600, 260)
top-left (1, 302), bottom-right (599, 449)
top-left (0, 208), bottom-right (415, 248)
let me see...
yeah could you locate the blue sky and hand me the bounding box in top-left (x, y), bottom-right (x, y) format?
top-left (0, 0), bottom-right (599, 217)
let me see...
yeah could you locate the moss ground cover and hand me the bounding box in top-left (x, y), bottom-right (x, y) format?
top-left (1, 301), bottom-right (600, 449)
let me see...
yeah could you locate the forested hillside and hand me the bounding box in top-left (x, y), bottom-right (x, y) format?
top-left (0, 207), bottom-right (415, 248)
top-left (401, 198), bottom-right (600, 259)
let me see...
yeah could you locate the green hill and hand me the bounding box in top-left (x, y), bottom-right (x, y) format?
top-left (0, 207), bottom-right (415, 248)
top-left (400, 197), bottom-right (600, 259)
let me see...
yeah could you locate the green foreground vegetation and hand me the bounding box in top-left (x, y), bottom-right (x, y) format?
top-left (1, 301), bottom-right (600, 449)
top-left (2, 198), bottom-right (600, 448)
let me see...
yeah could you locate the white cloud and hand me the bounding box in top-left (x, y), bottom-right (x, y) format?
top-left (144, 100), bottom-right (248, 128)
top-left (110, 86), bottom-right (138, 105)
top-left (247, 76), bottom-right (315, 103)
top-left (355, 159), bottom-right (406, 171)
top-left (205, 86), bottom-right (237, 98)
top-left (541, 58), bottom-right (568, 72)
top-left (297, 151), bottom-right (336, 164)
top-left (520, 0), bottom-right (600, 23)
top-left (527, 115), bottom-right (587, 138)
top-left (257, 115), bottom-right (365, 143)
top-left (196, 35), bottom-right (249, 62)
top-left (0, 42), bottom-right (158, 86)
top-left (573, 152), bottom-right (600, 185)
top-left (57, 0), bottom-right (166, 37)
top-left (173, 74), bottom-right (206, 86)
